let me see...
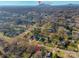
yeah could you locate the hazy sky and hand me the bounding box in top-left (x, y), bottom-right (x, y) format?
top-left (0, 1), bottom-right (79, 6)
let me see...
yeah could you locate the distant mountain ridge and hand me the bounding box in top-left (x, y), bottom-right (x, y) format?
top-left (32, 3), bottom-right (79, 10)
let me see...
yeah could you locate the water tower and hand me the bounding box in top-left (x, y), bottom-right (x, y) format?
top-left (38, 1), bottom-right (43, 5)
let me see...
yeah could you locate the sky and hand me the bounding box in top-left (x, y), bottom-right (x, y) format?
top-left (0, 1), bottom-right (79, 6)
